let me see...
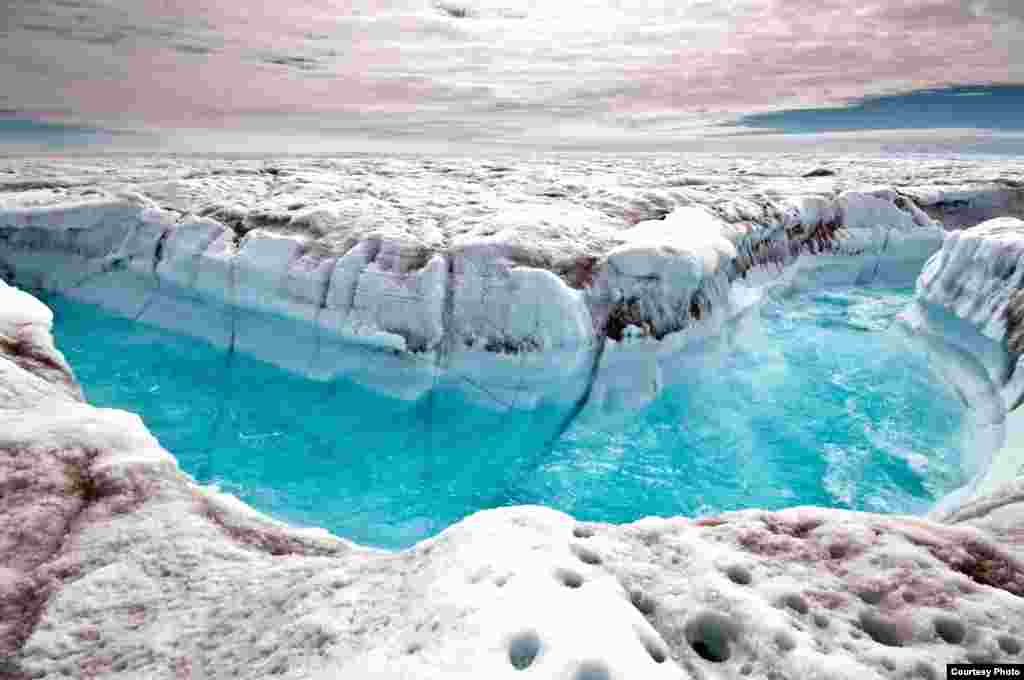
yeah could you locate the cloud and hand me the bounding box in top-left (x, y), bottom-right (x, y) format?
top-left (259, 54), bottom-right (322, 71)
top-left (2, 0), bottom-right (1021, 149)
top-left (171, 42), bottom-right (217, 55)
top-left (972, 0), bottom-right (1024, 21)
top-left (434, 2), bottom-right (473, 19)
top-left (19, 20), bottom-right (129, 45)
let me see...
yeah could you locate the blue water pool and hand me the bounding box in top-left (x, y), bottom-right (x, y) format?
top-left (47, 286), bottom-right (967, 549)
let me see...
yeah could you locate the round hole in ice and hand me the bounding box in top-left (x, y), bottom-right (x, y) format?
top-left (685, 611), bottom-right (740, 663)
top-left (508, 630), bottom-right (541, 670)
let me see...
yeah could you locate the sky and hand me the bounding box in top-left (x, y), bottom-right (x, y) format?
top-left (1, 0), bottom-right (1022, 153)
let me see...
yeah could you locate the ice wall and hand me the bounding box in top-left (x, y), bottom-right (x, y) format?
top-left (0, 183), bottom-right (946, 411)
top-left (901, 217), bottom-right (1024, 512)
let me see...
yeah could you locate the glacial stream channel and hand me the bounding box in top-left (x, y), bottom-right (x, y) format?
top-left (47, 286), bottom-right (968, 549)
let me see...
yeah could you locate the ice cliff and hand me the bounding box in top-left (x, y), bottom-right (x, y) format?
top-left (2, 155), bottom-right (1024, 678)
top-left (901, 217), bottom-right (1024, 512)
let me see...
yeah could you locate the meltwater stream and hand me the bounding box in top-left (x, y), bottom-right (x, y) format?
top-left (48, 286), bottom-right (968, 549)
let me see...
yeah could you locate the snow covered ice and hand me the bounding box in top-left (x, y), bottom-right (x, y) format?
top-left (2, 153), bottom-right (1024, 678)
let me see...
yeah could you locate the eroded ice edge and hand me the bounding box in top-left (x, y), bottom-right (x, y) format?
top-left (2, 154), bottom-right (1024, 678)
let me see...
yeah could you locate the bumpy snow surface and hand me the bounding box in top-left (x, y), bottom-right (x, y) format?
top-left (2, 153), bottom-right (1024, 678)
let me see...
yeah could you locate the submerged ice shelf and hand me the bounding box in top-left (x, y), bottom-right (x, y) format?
top-left (48, 285), bottom-right (967, 548)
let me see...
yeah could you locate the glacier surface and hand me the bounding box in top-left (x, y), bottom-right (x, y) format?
top-left (2, 153), bottom-right (1024, 678)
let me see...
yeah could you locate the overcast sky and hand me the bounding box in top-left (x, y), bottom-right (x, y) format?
top-left (2, 0), bottom-right (1022, 152)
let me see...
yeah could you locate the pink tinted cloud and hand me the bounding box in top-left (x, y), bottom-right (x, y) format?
top-left (33, 0), bottom-right (1020, 132)
top-left (143, 1), bottom-right (377, 30)
top-left (617, 0), bottom-right (1010, 112)
top-left (65, 46), bottom-right (435, 126)
top-left (59, 1), bottom-right (425, 126)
